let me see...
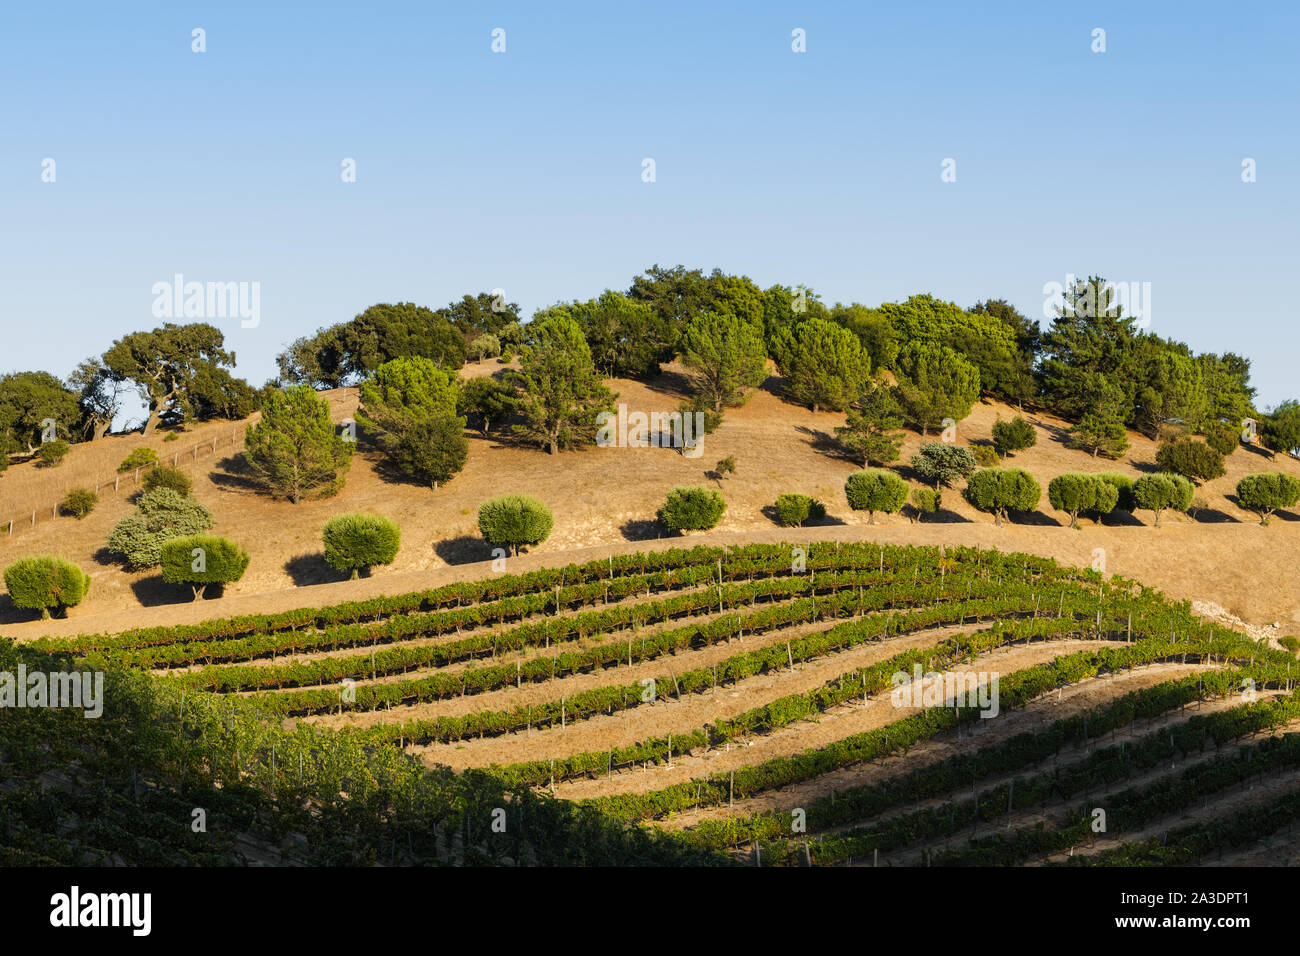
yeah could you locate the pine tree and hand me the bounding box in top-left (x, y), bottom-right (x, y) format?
top-left (510, 316), bottom-right (616, 454)
top-left (678, 311), bottom-right (767, 412)
top-left (244, 386), bottom-right (353, 503)
top-left (773, 318), bottom-right (871, 413)
top-left (893, 341), bottom-right (980, 434)
top-left (835, 380), bottom-right (905, 466)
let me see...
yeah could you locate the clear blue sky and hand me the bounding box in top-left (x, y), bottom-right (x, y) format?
top-left (3, 1), bottom-right (1297, 422)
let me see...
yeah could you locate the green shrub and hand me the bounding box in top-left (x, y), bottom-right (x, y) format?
top-left (844, 469), bottom-right (909, 524)
top-left (966, 468), bottom-right (1041, 527)
top-left (37, 440), bottom-right (70, 467)
top-left (163, 432), bottom-right (179, 443)
top-left (107, 489), bottom-right (214, 569)
top-left (1236, 472), bottom-right (1300, 525)
top-left (1047, 473), bottom-right (1119, 528)
top-left (1202, 421), bottom-right (1239, 457)
top-left (714, 456), bottom-right (736, 479)
top-left (774, 493), bottom-right (825, 527)
top-left (991, 416), bottom-right (1037, 456)
top-left (910, 486), bottom-right (941, 522)
top-left (118, 447), bottom-right (158, 473)
top-left (322, 513), bottom-right (402, 578)
top-left (1279, 636), bottom-right (1300, 655)
top-left (3, 556), bottom-right (92, 619)
top-left (910, 442), bottom-right (977, 488)
top-left (1096, 473), bottom-right (1137, 511)
top-left (160, 534), bottom-right (250, 599)
top-left (61, 487), bottom-right (98, 519)
top-left (142, 465), bottom-right (193, 497)
top-left (972, 445), bottom-right (1001, 468)
top-left (677, 395), bottom-right (724, 438)
top-left (478, 495), bottom-right (555, 554)
top-left (1132, 472), bottom-right (1195, 527)
top-left (658, 486), bottom-right (726, 533)
top-left (1156, 438), bottom-right (1225, 483)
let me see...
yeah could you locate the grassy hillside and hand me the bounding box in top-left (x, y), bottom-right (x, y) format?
top-left (3, 363), bottom-right (1299, 637)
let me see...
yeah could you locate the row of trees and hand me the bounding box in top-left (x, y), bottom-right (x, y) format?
top-left (3, 269), bottom-right (1291, 483)
top-left (0, 322), bottom-right (262, 470)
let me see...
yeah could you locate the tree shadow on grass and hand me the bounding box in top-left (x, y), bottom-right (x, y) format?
top-left (284, 553), bottom-right (349, 586)
top-left (908, 507), bottom-right (971, 525)
top-left (91, 546), bottom-right (122, 568)
top-left (759, 504), bottom-right (846, 528)
top-left (433, 536), bottom-right (497, 566)
top-left (1188, 507), bottom-right (1240, 524)
top-left (1241, 442), bottom-right (1278, 462)
top-left (1098, 509), bottom-right (1145, 527)
top-left (640, 367), bottom-right (697, 401)
top-left (206, 454), bottom-right (266, 496)
top-left (0, 595), bottom-right (42, 625)
top-left (1006, 510), bottom-right (1061, 527)
top-left (619, 518), bottom-right (665, 541)
top-left (793, 426), bottom-right (859, 465)
top-left (129, 576), bottom-right (227, 606)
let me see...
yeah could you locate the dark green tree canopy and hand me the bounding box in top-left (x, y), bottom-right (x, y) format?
top-left (772, 318), bottom-right (871, 413)
top-left (277, 303), bottom-right (467, 388)
top-left (102, 322), bottom-right (249, 435)
top-left (0, 371), bottom-right (81, 455)
top-left (677, 310), bottom-right (767, 413)
top-left (894, 341), bottom-right (980, 433)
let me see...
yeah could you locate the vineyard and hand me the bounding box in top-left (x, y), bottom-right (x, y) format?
top-left (5, 540), bottom-right (1300, 866)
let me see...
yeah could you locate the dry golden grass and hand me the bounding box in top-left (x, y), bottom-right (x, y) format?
top-left (2, 360), bottom-right (1298, 638)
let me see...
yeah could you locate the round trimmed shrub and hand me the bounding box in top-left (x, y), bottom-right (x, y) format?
top-left (992, 416), bottom-right (1037, 456)
top-left (1236, 472), bottom-right (1300, 525)
top-left (972, 445), bottom-right (1001, 468)
top-left (659, 486), bottom-right (726, 533)
top-left (160, 534), bottom-right (250, 599)
top-left (142, 465), bottom-right (193, 497)
top-left (478, 495), bottom-right (555, 554)
top-left (118, 447), bottom-right (158, 473)
top-left (966, 467), bottom-right (1041, 527)
top-left (1132, 472), bottom-right (1195, 527)
top-left (844, 469), bottom-right (909, 524)
top-left (774, 493), bottom-right (825, 527)
top-left (910, 486), bottom-right (941, 521)
top-left (1097, 473), bottom-right (1137, 512)
top-left (1048, 473), bottom-right (1119, 529)
top-left (323, 513), bottom-right (402, 578)
top-left (3, 556), bottom-right (92, 619)
top-left (61, 487), bottom-right (98, 519)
